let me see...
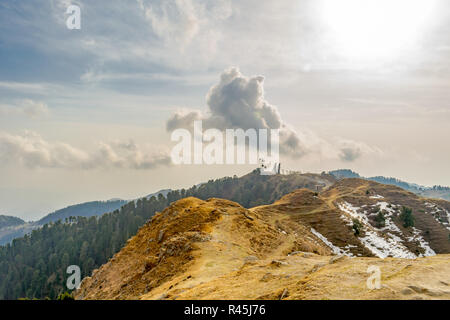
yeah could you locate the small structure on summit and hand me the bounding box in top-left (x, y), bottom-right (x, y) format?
top-left (258, 159), bottom-right (299, 176)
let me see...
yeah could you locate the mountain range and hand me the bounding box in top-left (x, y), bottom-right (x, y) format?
top-left (329, 169), bottom-right (450, 201)
top-left (75, 178), bottom-right (450, 300)
top-left (0, 189), bottom-right (173, 246)
top-left (0, 200), bottom-right (127, 246)
top-left (1, 169), bottom-right (449, 299)
top-left (2, 169), bottom-right (447, 246)
top-left (0, 215), bottom-right (25, 229)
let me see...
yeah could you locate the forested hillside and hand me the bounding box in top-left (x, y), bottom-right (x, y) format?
top-left (0, 200), bottom-right (128, 246)
top-left (0, 170), bottom-right (335, 299)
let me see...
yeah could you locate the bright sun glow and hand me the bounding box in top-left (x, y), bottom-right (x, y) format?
top-left (319, 0), bottom-right (438, 61)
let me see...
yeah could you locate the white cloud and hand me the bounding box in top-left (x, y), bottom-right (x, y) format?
top-left (167, 67), bottom-right (308, 157)
top-left (0, 131), bottom-right (171, 170)
top-left (166, 109), bottom-right (203, 131)
top-left (132, 0), bottom-right (233, 68)
top-left (93, 140), bottom-right (172, 170)
top-left (0, 82), bottom-right (49, 94)
top-left (337, 139), bottom-right (380, 162)
top-left (166, 67), bottom-right (380, 162)
top-left (143, 0), bottom-right (201, 47)
top-left (0, 100), bottom-right (50, 118)
top-left (139, 0), bottom-right (232, 47)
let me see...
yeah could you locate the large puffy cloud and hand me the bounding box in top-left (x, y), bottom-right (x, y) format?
top-left (205, 68), bottom-right (283, 130)
top-left (166, 67), bottom-right (378, 162)
top-left (166, 67), bottom-right (308, 158)
top-left (166, 109), bottom-right (203, 132)
top-left (0, 131), bottom-right (171, 170)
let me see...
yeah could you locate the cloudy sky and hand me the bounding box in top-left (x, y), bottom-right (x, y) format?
top-left (1, 0), bottom-right (450, 220)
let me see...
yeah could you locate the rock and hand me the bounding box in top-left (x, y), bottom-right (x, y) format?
top-left (287, 251), bottom-right (315, 258)
top-left (244, 255), bottom-right (258, 263)
top-left (243, 212), bottom-right (254, 221)
top-left (408, 285), bottom-right (426, 294)
top-left (279, 288), bottom-right (289, 300)
top-left (187, 231), bottom-right (212, 242)
top-left (260, 273), bottom-right (274, 282)
top-left (270, 260), bottom-right (288, 267)
top-left (310, 263), bottom-right (326, 273)
top-left (159, 236), bottom-right (193, 257)
top-left (144, 256), bottom-right (158, 271)
top-left (401, 287), bottom-right (414, 295)
top-left (156, 293), bottom-right (168, 300)
top-left (302, 252), bottom-right (315, 258)
top-left (158, 230), bottom-right (165, 243)
top-left (329, 255), bottom-right (345, 264)
top-left (407, 285), bottom-right (443, 297)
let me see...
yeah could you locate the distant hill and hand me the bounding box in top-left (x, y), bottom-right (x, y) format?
top-left (0, 199), bottom-right (127, 246)
top-left (145, 189), bottom-right (171, 200)
top-left (329, 169), bottom-right (450, 201)
top-left (0, 216), bottom-right (33, 246)
top-left (0, 215), bottom-right (25, 229)
top-left (0, 223), bottom-right (36, 246)
top-left (37, 199), bottom-right (127, 225)
top-left (327, 169), bottom-right (361, 180)
top-left (0, 191), bottom-right (173, 246)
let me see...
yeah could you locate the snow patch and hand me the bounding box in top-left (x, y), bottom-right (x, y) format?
top-left (359, 229), bottom-right (416, 259)
top-left (375, 202), bottom-right (402, 234)
top-left (424, 202), bottom-right (450, 231)
top-left (338, 201), bottom-right (416, 259)
top-left (338, 202), bottom-right (369, 224)
top-left (310, 227), bottom-right (353, 257)
top-left (407, 227), bottom-right (436, 257)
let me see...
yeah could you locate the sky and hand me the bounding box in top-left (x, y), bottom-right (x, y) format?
top-left (0, 0), bottom-right (449, 220)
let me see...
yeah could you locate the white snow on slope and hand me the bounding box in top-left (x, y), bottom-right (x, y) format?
top-left (310, 227), bottom-right (353, 257)
top-left (408, 227), bottom-right (436, 257)
top-left (424, 202), bottom-right (450, 231)
top-left (375, 202), bottom-right (402, 234)
top-left (338, 202), bottom-right (369, 224)
top-left (446, 209), bottom-right (450, 230)
top-left (359, 229), bottom-right (416, 259)
top-left (338, 201), bottom-right (417, 259)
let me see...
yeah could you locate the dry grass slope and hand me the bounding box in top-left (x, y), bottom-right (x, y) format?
top-left (75, 178), bottom-right (450, 300)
